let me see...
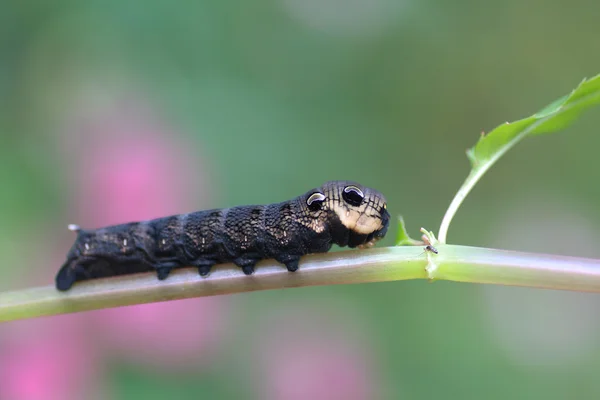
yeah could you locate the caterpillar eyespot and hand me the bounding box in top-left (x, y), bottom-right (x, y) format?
top-left (55, 180), bottom-right (390, 291)
top-left (306, 192), bottom-right (326, 211)
top-left (342, 185), bottom-right (364, 206)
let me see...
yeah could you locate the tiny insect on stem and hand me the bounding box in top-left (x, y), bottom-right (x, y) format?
top-left (425, 245), bottom-right (438, 254)
top-left (417, 244), bottom-right (439, 257)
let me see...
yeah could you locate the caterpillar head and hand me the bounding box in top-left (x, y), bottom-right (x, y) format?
top-left (304, 181), bottom-right (390, 248)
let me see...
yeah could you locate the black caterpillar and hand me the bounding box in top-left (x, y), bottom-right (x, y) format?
top-left (56, 180), bottom-right (390, 291)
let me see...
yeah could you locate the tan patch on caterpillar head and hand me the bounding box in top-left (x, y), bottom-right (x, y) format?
top-left (332, 205), bottom-right (385, 235)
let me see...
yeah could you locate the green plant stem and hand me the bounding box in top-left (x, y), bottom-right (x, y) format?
top-left (437, 167), bottom-right (487, 244)
top-left (438, 118), bottom-right (546, 244)
top-left (2, 245), bottom-right (600, 323)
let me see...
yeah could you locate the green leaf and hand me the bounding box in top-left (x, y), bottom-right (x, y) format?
top-left (469, 74), bottom-right (600, 165)
top-left (395, 216), bottom-right (422, 246)
top-left (439, 74), bottom-right (600, 243)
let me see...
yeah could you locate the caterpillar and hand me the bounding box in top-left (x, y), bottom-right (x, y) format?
top-left (55, 180), bottom-right (390, 291)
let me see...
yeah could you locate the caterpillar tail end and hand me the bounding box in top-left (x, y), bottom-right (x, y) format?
top-left (55, 262), bottom-right (76, 291)
top-left (67, 224), bottom-right (82, 233)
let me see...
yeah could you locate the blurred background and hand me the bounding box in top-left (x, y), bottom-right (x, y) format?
top-left (1, 0), bottom-right (600, 399)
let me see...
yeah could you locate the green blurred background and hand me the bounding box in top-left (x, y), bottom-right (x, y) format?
top-left (2, 1), bottom-right (600, 399)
